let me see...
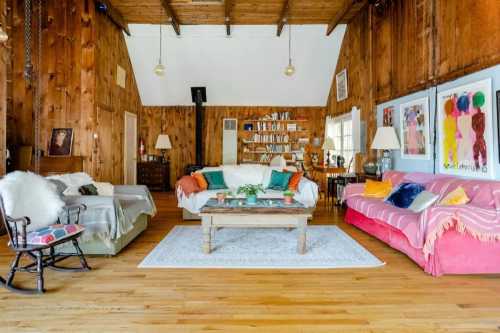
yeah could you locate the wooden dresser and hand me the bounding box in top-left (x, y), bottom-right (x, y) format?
top-left (137, 162), bottom-right (170, 192)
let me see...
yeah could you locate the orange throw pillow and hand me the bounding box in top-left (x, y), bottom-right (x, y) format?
top-left (287, 171), bottom-right (303, 191)
top-left (192, 172), bottom-right (208, 191)
top-left (176, 175), bottom-right (200, 196)
top-left (363, 179), bottom-right (393, 198)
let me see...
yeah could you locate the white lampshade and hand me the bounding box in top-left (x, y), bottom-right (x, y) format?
top-left (322, 137), bottom-right (335, 150)
top-left (155, 134), bottom-right (172, 150)
top-left (371, 127), bottom-right (400, 150)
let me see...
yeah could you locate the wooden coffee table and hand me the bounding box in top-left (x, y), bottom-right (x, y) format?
top-left (199, 199), bottom-right (313, 254)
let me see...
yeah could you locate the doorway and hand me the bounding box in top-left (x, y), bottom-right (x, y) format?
top-left (124, 112), bottom-right (137, 185)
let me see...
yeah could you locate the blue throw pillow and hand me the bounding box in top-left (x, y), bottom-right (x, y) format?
top-left (202, 171), bottom-right (228, 190)
top-left (267, 170), bottom-right (293, 191)
top-left (385, 182), bottom-right (425, 209)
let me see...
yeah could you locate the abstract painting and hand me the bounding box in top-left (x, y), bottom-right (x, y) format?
top-left (437, 78), bottom-right (493, 179)
top-left (399, 97), bottom-right (430, 160)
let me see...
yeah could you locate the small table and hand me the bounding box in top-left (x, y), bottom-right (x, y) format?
top-left (312, 165), bottom-right (346, 206)
top-left (199, 199), bottom-right (313, 254)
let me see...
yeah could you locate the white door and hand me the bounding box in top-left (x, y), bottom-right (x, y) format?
top-left (124, 112), bottom-right (137, 184)
top-left (222, 118), bottom-right (238, 165)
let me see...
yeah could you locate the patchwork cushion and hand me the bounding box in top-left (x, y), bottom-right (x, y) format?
top-left (26, 224), bottom-right (85, 246)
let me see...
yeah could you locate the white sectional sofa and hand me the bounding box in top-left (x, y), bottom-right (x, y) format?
top-left (177, 164), bottom-right (319, 219)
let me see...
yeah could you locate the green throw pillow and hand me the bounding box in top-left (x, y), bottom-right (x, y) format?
top-left (267, 170), bottom-right (292, 191)
top-left (203, 171), bottom-right (228, 190)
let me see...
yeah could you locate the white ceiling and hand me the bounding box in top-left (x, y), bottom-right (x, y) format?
top-left (125, 24), bottom-right (346, 106)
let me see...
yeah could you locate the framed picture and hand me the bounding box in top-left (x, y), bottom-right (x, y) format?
top-left (48, 128), bottom-right (73, 156)
top-left (383, 106), bottom-right (394, 126)
top-left (497, 90), bottom-right (500, 162)
top-left (437, 78), bottom-right (493, 179)
top-left (399, 97), bottom-right (430, 160)
top-left (336, 69), bottom-right (348, 102)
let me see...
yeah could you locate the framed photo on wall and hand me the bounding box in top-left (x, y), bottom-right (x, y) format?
top-left (383, 106), bottom-right (394, 126)
top-left (48, 128), bottom-right (74, 156)
top-left (336, 69), bottom-right (348, 102)
top-left (437, 78), bottom-right (493, 179)
top-left (399, 97), bottom-right (430, 160)
top-left (497, 90), bottom-right (500, 162)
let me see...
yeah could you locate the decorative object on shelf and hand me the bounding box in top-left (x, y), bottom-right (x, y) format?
top-left (383, 106), bottom-right (394, 126)
top-left (322, 137), bottom-right (335, 166)
top-left (336, 155), bottom-right (345, 168)
top-left (312, 137), bottom-right (321, 147)
top-left (237, 184), bottom-right (264, 205)
top-left (48, 128), bottom-right (73, 156)
top-left (311, 152), bottom-right (319, 166)
top-left (363, 161), bottom-right (378, 175)
top-left (284, 22), bottom-right (295, 76)
top-left (244, 123), bottom-right (253, 131)
top-left (437, 78), bottom-right (493, 179)
top-left (400, 97), bottom-right (430, 160)
top-left (283, 190), bottom-right (294, 205)
top-left (155, 134), bottom-right (172, 163)
top-left (336, 68), bottom-right (348, 101)
top-left (154, 24), bottom-right (165, 76)
top-left (371, 126), bottom-right (400, 176)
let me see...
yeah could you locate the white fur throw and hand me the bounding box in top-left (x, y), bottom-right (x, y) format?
top-left (0, 171), bottom-right (65, 232)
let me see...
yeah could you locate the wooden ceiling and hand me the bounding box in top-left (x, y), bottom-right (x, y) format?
top-left (107, 0), bottom-right (367, 35)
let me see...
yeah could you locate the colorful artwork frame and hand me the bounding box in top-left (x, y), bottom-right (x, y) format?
top-left (399, 97), bottom-right (430, 160)
top-left (383, 106), bottom-right (394, 126)
top-left (336, 69), bottom-right (348, 102)
top-left (437, 78), bottom-right (493, 179)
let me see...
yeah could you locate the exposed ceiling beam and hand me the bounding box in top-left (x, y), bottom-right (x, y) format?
top-left (95, 0), bottom-right (130, 36)
top-left (225, 0), bottom-right (232, 36)
top-left (160, 0), bottom-right (181, 35)
top-left (326, 0), bottom-right (366, 36)
top-left (276, 0), bottom-right (291, 37)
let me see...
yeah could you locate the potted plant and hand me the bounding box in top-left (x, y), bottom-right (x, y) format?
top-left (283, 190), bottom-right (295, 204)
top-left (237, 184), bottom-right (264, 205)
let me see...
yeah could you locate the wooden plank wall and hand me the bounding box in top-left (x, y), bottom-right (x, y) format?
top-left (7, 0), bottom-right (141, 183)
top-left (140, 106), bottom-right (326, 186)
top-left (0, 0), bottom-right (10, 175)
top-left (327, 0), bottom-right (500, 167)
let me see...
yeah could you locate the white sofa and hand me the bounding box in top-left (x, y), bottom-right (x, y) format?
top-left (177, 164), bottom-right (319, 219)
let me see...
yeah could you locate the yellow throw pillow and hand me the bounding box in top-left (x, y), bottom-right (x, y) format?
top-left (439, 186), bottom-right (470, 206)
top-left (363, 179), bottom-right (393, 199)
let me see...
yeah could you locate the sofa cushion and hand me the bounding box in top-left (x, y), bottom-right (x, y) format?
top-left (385, 182), bottom-right (425, 209)
top-left (284, 170), bottom-right (303, 191)
top-left (203, 171), bottom-right (228, 190)
top-left (192, 172), bottom-right (208, 191)
top-left (408, 191), bottom-right (439, 213)
top-left (26, 224), bottom-right (85, 246)
top-left (363, 179), bottom-right (393, 198)
top-left (176, 175), bottom-right (201, 197)
top-left (439, 186), bottom-right (469, 206)
top-left (267, 170), bottom-right (292, 191)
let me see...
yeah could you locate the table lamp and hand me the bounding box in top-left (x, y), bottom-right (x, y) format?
top-left (322, 137), bottom-right (335, 166)
top-left (155, 134), bottom-right (172, 163)
top-left (371, 126), bottom-right (400, 175)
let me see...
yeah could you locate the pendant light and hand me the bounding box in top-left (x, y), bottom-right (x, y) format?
top-left (284, 22), bottom-right (295, 77)
top-left (154, 24), bottom-right (165, 76)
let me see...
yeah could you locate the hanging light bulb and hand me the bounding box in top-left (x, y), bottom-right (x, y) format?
top-left (154, 24), bottom-right (165, 76)
top-left (0, 24), bottom-right (8, 43)
top-left (284, 22), bottom-right (295, 77)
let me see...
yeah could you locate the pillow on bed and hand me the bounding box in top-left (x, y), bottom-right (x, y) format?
top-left (385, 182), bottom-right (425, 209)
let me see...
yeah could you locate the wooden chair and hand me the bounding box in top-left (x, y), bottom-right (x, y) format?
top-left (0, 198), bottom-right (91, 294)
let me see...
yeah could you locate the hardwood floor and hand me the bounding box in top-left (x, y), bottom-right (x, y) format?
top-left (1, 193), bottom-right (500, 332)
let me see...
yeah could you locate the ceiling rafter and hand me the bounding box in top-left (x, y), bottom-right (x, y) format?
top-left (326, 0), bottom-right (367, 36)
top-left (225, 0), bottom-right (232, 36)
top-left (276, 0), bottom-right (291, 37)
top-left (95, 0), bottom-right (130, 36)
top-left (160, 0), bottom-right (181, 35)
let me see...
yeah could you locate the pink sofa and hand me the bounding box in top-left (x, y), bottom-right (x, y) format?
top-left (344, 171), bottom-right (500, 276)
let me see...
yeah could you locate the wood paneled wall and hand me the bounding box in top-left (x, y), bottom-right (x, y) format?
top-left (140, 106), bottom-right (326, 185)
top-left (327, 0), bottom-right (500, 166)
top-left (0, 0), bottom-right (9, 175)
top-left (7, 0), bottom-right (141, 183)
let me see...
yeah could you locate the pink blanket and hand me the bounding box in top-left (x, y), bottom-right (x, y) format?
top-left (344, 173), bottom-right (500, 260)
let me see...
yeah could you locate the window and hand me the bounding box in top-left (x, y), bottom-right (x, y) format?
top-left (325, 114), bottom-right (355, 172)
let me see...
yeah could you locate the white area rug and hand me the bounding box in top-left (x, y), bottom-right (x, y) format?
top-left (139, 226), bottom-right (384, 269)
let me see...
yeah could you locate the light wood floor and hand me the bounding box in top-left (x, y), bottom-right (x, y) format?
top-left (1, 193), bottom-right (500, 332)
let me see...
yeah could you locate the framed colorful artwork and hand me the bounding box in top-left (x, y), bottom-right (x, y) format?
top-left (336, 69), bottom-right (348, 102)
top-left (383, 106), bottom-right (394, 126)
top-left (399, 97), bottom-right (430, 160)
top-left (437, 78), bottom-right (493, 179)
top-left (48, 128), bottom-right (73, 156)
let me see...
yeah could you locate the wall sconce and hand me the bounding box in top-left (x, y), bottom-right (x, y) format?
top-left (0, 24), bottom-right (8, 43)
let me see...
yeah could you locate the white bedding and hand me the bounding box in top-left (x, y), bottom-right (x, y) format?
top-left (177, 164), bottom-right (319, 214)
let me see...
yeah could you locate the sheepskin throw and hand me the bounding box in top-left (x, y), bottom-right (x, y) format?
top-left (0, 171), bottom-right (65, 232)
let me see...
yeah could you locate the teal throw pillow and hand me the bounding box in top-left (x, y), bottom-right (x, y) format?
top-left (267, 170), bottom-right (292, 191)
top-left (202, 171), bottom-right (228, 190)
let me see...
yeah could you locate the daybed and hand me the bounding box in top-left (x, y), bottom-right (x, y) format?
top-left (177, 164), bottom-right (319, 219)
top-left (344, 171), bottom-right (500, 276)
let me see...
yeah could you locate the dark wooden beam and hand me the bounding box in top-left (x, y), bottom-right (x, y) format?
top-left (276, 0), bottom-right (291, 37)
top-left (225, 0), bottom-right (232, 36)
top-left (95, 0), bottom-right (130, 36)
top-left (326, 0), bottom-right (366, 36)
top-left (160, 0), bottom-right (181, 36)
